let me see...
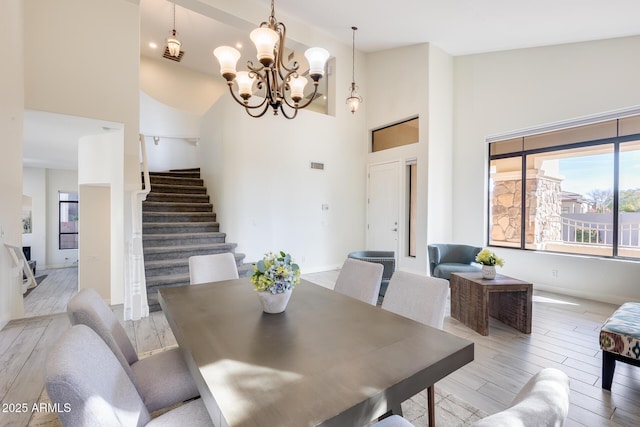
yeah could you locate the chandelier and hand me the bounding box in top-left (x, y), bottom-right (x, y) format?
top-left (213, 0), bottom-right (330, 119)
top-left (166, 3), bottom-right (181, 58)
top-left (346, 26), bottom-right (363, 114)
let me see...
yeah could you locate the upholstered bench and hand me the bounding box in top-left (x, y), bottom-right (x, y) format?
top-left (599, 302), bottom-right (640, 390)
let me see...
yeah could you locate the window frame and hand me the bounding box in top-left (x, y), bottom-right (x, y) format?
top-left (487, 124), bottom-right (640, 261)
top-left (59, 192), bottom-right (79, 250)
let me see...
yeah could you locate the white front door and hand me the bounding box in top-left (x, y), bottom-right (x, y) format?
top-left (367, 161), bottom-right (400, 253)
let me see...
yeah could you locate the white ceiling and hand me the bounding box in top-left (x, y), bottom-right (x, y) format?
top-left (25, 0), bottom-right (640, 170)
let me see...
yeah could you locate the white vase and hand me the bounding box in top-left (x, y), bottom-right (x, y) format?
top-left (257, 290), bottom-right (292, 314)
top-left (482, 265), bottom-right (496, 279)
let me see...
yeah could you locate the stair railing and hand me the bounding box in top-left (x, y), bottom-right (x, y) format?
top-left (5, 243), bottom-right (37, 295)
top-left (125, 134), bottom-right (151, 320)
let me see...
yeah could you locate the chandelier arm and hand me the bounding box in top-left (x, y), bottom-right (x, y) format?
top-left (278, 104), bottom-right (298, 120)
top-left (226, 83), bottom-right (269, 110)
top-left (276, 23), bottom-right (299, 75)
top-left (283, 83), bottom-right (319, 110)
top-left (245, 103), bottom-right (271, 118)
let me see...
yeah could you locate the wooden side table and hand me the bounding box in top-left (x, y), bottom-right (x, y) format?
top-left (450, 272), bottom-right (532, 336)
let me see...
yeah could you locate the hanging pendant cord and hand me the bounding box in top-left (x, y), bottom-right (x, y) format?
top-left (351, 27), bottom-right (357, 83)
top-left (172, 3), bottom-right (177, 34)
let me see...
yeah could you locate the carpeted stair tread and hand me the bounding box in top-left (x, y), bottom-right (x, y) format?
top-left (143, 211), bottom-right (217, 223)
top-left (145, 273), bottom-right (190, 287)
top-left (149, 183), bottom-right (207, 194)
top-left (145, 192), bottom-right (210, 203)
top-left (143, 222), bottom-right (220, 234)
top-left (147, 175), bottom-right (204, 186)
top-left (143, 244), bottom-right (239, 261)
top-left (142, 201), bottom-right (214, 212)
top-left (142, 232), bottom-right (226, 247)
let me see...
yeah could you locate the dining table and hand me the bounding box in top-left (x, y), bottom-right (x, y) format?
top-left (158, 278), bottom-right (474, 427)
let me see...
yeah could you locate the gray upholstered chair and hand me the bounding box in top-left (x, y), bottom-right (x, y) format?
top-left (334, 258), bottom-right (383, 305)
top-left (471, 368), bottom-right (570, 427)
top-left (427, 243), bottom-right (482, 280)
top-left (189, 252), bottom-right (239, 285)
top-left (67, 289), bottom-right (199, 412)
top-left (347, 251), bottom-right (395, 299)
top-left (45, 324), bottom-right (213, 427)
top-left (381, 271), bottom-right (449, 426)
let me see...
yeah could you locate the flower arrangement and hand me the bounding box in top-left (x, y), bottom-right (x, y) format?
top-left (250, 251), bottom-right (301, 294)
top-left (475, 248), bottom-right (505, 267)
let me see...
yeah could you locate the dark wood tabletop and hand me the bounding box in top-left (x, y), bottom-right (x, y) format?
top-left (159, 278), bottom-right (474, 427)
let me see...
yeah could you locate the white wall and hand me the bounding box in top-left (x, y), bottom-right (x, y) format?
top-left (453, 36), bottom-right (640, 304)
top-left (78, 185), bottom-right (111, 300)
top-left (365, 43), bottom-right (455, 274)
top-left (140, 56), bottom-right (226, 116)
top-left (24, 0), bottom-right (140, 305)
top-left (0, 0), bottom-right (25, 325)
top-left (22, 168), bottom-right (47, 269)
top-left (140, 89), bottom-right (202, 172)
top-left (199, 95), bottom-right (367, 272)
top-left (46, 169), bottom-right (79, 268)
top-left (78, 131), bottom-right (123, 299)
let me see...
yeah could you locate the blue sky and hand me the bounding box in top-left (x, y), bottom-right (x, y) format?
top-left (559, 149), bottom-right (640, 196)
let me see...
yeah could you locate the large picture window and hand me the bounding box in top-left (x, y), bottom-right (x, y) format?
top-left (59, 192), bottom-right (78, 250)
top-left (488, 114), bottom-right (640, 260)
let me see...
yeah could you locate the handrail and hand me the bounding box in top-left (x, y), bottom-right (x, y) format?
top-left (125, 135), bottom-right (151, 321)
top-left (5, 243), bottom-right (37, 293)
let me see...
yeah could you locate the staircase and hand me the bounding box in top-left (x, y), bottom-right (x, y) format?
top-left (142, 168), bottom-right (247, 311)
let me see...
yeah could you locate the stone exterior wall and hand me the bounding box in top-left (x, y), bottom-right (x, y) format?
top-left (491, 179), bottom-right (521, 244)
top-left (491, 171), bottom-right (562, 248)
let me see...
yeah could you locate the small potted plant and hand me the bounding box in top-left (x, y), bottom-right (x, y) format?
top-left (475, 248), bottom-right (504, 279)
top-left (250, 251), bottom-right (301, 313)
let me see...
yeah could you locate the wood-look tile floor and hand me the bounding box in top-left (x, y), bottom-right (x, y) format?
top-left (1, 267), bottom-right (638, 426)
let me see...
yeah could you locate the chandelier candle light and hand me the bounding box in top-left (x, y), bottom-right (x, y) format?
top-left (213, 0), bottom-right (330, 119)
top-left (346, 26), bottom-right (363, 113)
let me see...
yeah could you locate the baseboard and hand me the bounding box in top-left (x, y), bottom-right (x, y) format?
top-left (534, 282), bottom-right (628, 306)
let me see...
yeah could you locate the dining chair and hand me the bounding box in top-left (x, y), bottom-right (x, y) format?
top-left (471, 368), bottom-right (570, 427)
top-left (381, 270), bottom-right (449, 426)
top-left (372, 415), bottom-right (415, 426)
top-left (46, 324), bottom-right (213, 427)
top-left (189, 252), bottom-right (239, 285)
top-left (333, 257), bottom-right (383, 305)
top-left (66, 288), bottom-right (199, 413)
top-left (368, 368), bottom-right (570, 427)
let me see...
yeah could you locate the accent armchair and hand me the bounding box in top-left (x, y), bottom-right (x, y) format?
top-left (427, 244), bottom-right (482, 280)
top-left (347, 251), bottom-right (395, 298)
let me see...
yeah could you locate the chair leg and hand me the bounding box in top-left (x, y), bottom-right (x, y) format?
top-left (602, 350), bottom-right (616, 390)
top-left (427, 385), bottom-right (435, 426)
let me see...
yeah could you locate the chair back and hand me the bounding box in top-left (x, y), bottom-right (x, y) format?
top-left (189, 252), bottom-right (239, 285)
top-left (381, 271), bottom-right (449, 329)
top-left (471, 368), bottom-right (570, 427)
top-left (46, 325), bottom-right (151, 427)
top-left (334, 258), bottom-right (383, 305)
top-left (67, 289), bottom-right (138, 382)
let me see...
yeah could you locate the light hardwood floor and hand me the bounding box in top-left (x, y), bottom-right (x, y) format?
top-left (1, 268), bottom-right (638, 426)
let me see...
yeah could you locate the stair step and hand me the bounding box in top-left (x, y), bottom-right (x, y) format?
top-left (145, 192), bottom-right (210, 204)
top-left (145, 273), bottom-right (190, 287)
top-left (142, 232), bottom-right (227, 247)
top-left (150, 183), bottom-right (207, 194)
top-left (143, 243), bottom-right (238, 261)
top-left (147, 175), bottom-right (204, 187)
top-left (143, 211), bottom-right (217, 223)
top-left (142, 201), bottom-right (213, 213)
top-left (144, 252), bottom-right (246, 277)
top-left (143, 222), bottom-right (220, 234)
top-left (146, 169), bottom-right (201, 179)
